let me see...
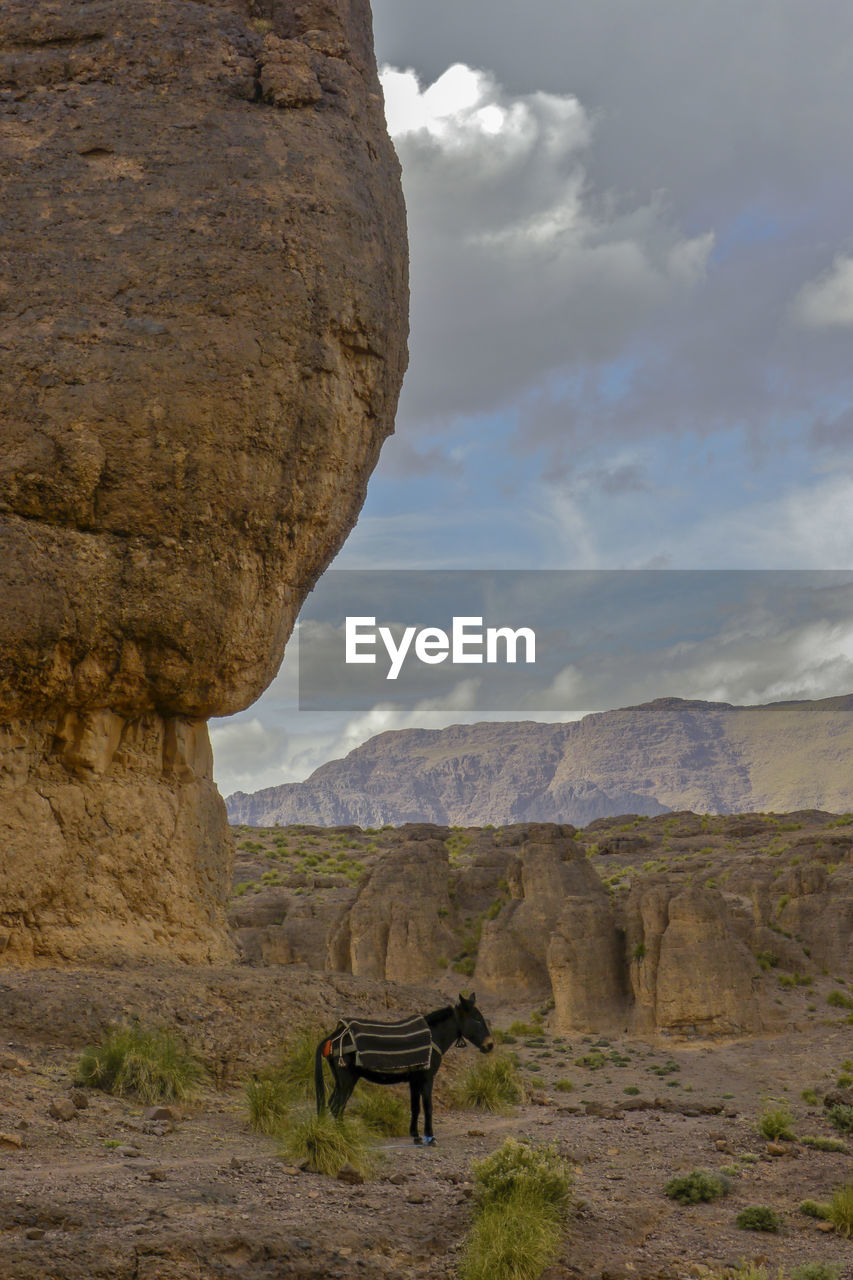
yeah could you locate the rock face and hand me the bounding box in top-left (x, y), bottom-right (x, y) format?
top-left (226, 695), bottom-right (853, 827)
top-left (0, 0), bottom-right (408, 961)
top-left (327, 828), bottom-right (457, 983)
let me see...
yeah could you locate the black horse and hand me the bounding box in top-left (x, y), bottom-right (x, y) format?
top-left (314, 992), bottom-right (494, 1145)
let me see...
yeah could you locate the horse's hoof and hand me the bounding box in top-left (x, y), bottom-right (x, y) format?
top-left (412, 1136), bottom-right (422, 1145)
top-left (422, 1136), bottom-right (436, 1146)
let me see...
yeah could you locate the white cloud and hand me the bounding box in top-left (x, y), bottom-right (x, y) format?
top-left (791, 255), bottom-right (853, 328)
top-left (379, 63), bottom-right (714, 423)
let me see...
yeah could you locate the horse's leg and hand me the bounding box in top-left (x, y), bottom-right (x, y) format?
top-left (421, 1075), bottom-right (436, 1146)
top-left (409, 1079), bottom-right (422, 1144)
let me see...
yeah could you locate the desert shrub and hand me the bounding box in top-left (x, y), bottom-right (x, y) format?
top-left (351, 1084), bottom-right (409, 1137)
top-left (75, 1024), bottom-right (204, 1103)
top-left (574, 1051), bottom-right (606, 1070)
top-left (757, 1103), bottom-right (795, 1140)
top-left (506, 1020), bottom-right (539, 1037)
top-left (736, 1205), bottom-right (780, 1232)
top-left (458, 1188), bottom-right (563, 1280)
top-left (459, 1139), bottom-right (572, 1280)
top-left (472, 1138), bottom-right (572, 1214)
top-left (827, 1104), bottom-right (853, 1133)
top-left (663, 1169), bottom-right (728, 1205)
top-left (245, 1071), bottom-right (290, 1135)
top-left (801, 1088), bottom-right (821, 1105)
top-left (827, 990), bottom-right (853, 1011)
top-left (279, 1109), bottom-right (374, 1177)
top-left (452, 1054), bottom-right (525, 1112)
top-left (790, 1266), bottom-right (841, 1280)
top-left (799, 1199), bottom-right (831, 1219)
top-left (554, 1079), bottom-right (574, 1093)
top-left (800, 1136), bottom-right (846, 1152)
top-left (826, 1181), bottom-right (853, 1237)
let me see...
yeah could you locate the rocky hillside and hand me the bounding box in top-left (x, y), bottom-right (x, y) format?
top-left (226, 694), bottom-right (853, 826)
top-left (227, 809), bottom-right (853, 1036)
top-left (0, 0), bottom-right (407, 963)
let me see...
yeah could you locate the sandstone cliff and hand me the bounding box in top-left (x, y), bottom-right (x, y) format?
top-left (226, 694), bottom-right (853, 826)
top-left (0, 0), bottom-right (408, 962)
top-left (228, 810), bottom-right (852, 1035)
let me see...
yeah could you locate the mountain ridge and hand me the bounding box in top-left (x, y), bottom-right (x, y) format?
top-left (225, 694), bottom-right (853, 826)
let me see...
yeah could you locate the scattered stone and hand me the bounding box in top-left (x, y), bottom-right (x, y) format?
top-left (466, 1129), bottom-right (486, 1137)
top-left (25, 1228), bottom-right (45, 1240)
top-left (116, 1145), bottom-right (142, 1158)
top-left (387, 1173), bottom-right (407, 1185)
top-left (0, 1132), bottom-right (24, 1149)
top-left (69, 1089), bottom-right (89, 1110)
top-left (279, 1166), bottom-right (301, 1177)
top-left (766, 1142), bottom-right (789, 1157)
top-left (405, 1191), bottom-right (426, 1204)
top-left (145, 1167), bottom-right (167, 1182)
top-left (144, 1105), bottom-right (182, 1123)
top-left (336, 1163), bottom-right (364, 1186)
top-left (0, 1054), bottom-right (27, 1071)
top-left (48, 1098), bottom-right (76, 1122)
top-left (715, 1140), bottom-right (732, 1153)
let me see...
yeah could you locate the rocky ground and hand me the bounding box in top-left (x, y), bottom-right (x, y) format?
top-left (1, 963), bottom-right (852, 1280)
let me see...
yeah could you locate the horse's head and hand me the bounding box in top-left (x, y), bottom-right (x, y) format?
top-left (455, 991), bottom-right (494, 1054)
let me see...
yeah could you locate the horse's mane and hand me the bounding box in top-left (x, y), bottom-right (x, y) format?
top-left (424, 1005), bottom-right (455, 1026)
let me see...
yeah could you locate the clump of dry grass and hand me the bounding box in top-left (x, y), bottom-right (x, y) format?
top-left (76, 1024), bottom-right (204, 1104)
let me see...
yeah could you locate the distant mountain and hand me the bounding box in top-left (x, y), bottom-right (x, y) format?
top-left (225, 694), bottom-right (853, 827)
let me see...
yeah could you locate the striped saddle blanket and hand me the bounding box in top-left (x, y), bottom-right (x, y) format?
top-left (330, 1013), bottom-right (435, 1073)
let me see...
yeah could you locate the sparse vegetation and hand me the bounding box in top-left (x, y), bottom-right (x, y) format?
top-left (245, 1071), bottom-right (291, 1135)
top-left (459, 1139), bottom-right (572, 1280)
top-left (736, 1205), bottom-right (781, 1232)
top-left (279, 1109), bottom-right (374, 1177)
top-left (800, 1135), bottom-right (846, 1152)
top-left (75, 1024), bottom-right (204, 1103)
top-left (351, 1084), bottom-right (409, 1136)
top-left (452, 1054), bottom-right (525, 1112)
top-left (757, 1102), bottom-right (795, 1140)
top-left (827, 1104), bottom-right (853, 1134)
top-left (826, 1181), bottom-right (853, 1237)
top-left (663, 1169), bottom-right (728, 1205)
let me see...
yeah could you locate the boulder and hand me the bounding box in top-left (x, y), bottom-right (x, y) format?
top-left (0, 0), bottom-right (408, 961)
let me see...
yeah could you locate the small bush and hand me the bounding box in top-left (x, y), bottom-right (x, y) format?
top-left (827, 990), bottom-right (853, 1011)
top-left (827, 1104), bottom-right (853, 1134)
top-left (790, 1266), bottom-right (841, 1280)
top-left (574, 1051), bottom-right (606, 1070)
top-left (279, 1109), bottom-right (374, 1177)
top-left (801, 1088), bottom-right (821, 1105)
top-left (736, 1205), bottom-right (780, 1232)
top-left (799, 1199), bottom-right (831, 1219)
top-left (270, 1027), bottom-right (323, 1105)
top-left (758, 1103), bottom-right (795, 1140)
top-left (76, 1024), bottom-right (204, 1103)
top-left (351, 1084), bottom-right (409, 1137)
top-left (473, 1138), bottom-right (571, 1211)
top-left (663, 1169), bottom-right (728, 1205)
top-left (554, 1079), bottom-right (574, 1093)
top-left (460, 1139), bottom-right (572, 1280)
top-left (827, 1181), bottom-right (853, 1237)
top-left (452, 1054), bottom-right (525, 1112)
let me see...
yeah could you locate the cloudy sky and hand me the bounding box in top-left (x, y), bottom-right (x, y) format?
top-left (211, 1), bottom-right (853, 798)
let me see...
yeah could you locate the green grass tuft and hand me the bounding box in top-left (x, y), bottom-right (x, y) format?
top-left (350, 1084), bottom-right (410, 1137)
top-left (245, 1072), bottom-right (291, 1136)
top-left (459, 1139), bottom-right (572, 1280)
top-left (279, 1109), bottom-right (374, 1177)
top-left (799, 1199), bottom-right (831, 1219)
top-left (826, 1181), bottom-right (853, 1237)
top-left (827, 1103), bottom-right (853, 1134)
top-left (75, 1023), bottom-right (204, 1103)
top-left (800, 1135), bottom-right (847, 1152)
top-left (452, 1054), bottom-right (525, 1112)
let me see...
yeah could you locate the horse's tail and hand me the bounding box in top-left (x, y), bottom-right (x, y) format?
top-left (314, 1040), bottom-right (327, 1115)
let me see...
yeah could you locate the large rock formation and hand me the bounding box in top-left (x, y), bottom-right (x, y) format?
top-left (0, 0), bottom-right (408, 962)
top-left (226, 694), bottom-right (853, 827)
